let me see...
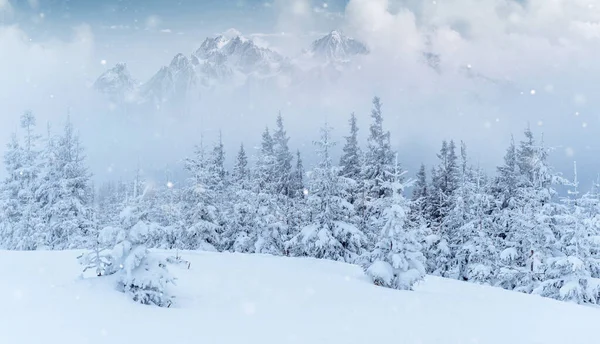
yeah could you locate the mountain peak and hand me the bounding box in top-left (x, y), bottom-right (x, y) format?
top-left (329, 30), bottom-right (342, 40)
top-left (222, 28), bottom-right (243, 40)
top-left (309, 30), bottom-right (369, 62)
top-left (170, 53), bottom-right (191, 70)
top-left (94, 62), bottom-right (137, 97)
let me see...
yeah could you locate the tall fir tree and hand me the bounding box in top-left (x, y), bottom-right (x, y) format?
top-left (272, 112), bottom-right (294, 197)
top-left (362, 97), bottom-right (396, 200)
top-left (363, 155), bottom-right (426, 290)
top-left (339, 112), bottom-right (362, 181)
top-left (286, 123), bottom-right (367, 262)
top-left (182, 139), bottom-right (220, 251)
top-left (38, 116), bottom-right (94, 249)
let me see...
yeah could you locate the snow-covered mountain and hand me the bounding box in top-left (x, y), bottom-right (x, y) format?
top-left (141, 53), bottom-right (198, 105)
top-left (306, 30), bottom-right (369, 63)
top-left (94, 29), bottom-right (368, 107)
top-left (93, 62), bottom-right (138, 102)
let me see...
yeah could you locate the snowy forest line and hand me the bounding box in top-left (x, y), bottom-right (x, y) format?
top-left (2, 97), bottom-right (600, 306)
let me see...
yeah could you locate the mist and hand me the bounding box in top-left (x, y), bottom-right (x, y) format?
top-left (1, 0), bottom-right (600, 189)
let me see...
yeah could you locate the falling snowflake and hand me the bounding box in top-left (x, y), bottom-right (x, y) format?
top-left (575, 111), bottom-right (580, 116)
top-left (582, 122), bottom-right (588, 128)
top-left (12, 289), bottom-right (23, 300)
top-left (530, 89), bottom-right (536, 95)
top-left (565, 147), bottom-right (575, 157)
top-left (167, 181), bottom-right (174, 189)
top-left (100, 59), bottom-right (107, 65)
top-left (303, 188), bottom-right (309, 196)
top-left (574, 94), bottom-right (586, 105)
top-left (537, 120), bottom-right (544, 126)
top-left (241, 302), bottom-right (256, 315)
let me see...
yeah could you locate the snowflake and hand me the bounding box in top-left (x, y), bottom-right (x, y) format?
top-left (241, 302), bottom-right (256, 315)
top-left (565, 147), bottom-right (575, 157)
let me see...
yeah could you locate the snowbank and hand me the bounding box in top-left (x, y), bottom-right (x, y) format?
top-left (1, 250), bottom-right (599, 344)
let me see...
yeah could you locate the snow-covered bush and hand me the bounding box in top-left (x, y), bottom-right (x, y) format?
top-left (532, 256), bottom-right (598, 304)
top-left (110, 220), bottom-right (175, 307)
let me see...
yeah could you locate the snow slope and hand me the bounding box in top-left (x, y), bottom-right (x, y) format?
top-left (1, 250), bottom-right (599, 344)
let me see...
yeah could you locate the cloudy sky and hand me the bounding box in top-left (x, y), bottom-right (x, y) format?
top-left (1, 0), bottom-right (600, 187)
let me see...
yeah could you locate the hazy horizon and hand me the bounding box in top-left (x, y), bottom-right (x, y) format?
top-left (1, 0), bottom-right (599, 189)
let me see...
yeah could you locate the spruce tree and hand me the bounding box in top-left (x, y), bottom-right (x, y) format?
top-left (362, 97), bottom-right (395, 200)
top-left (273, 112), bottom-right (293, 197)
top-left (182, 140), bottom-right (220, 251)
top-left (339, 112), bottom-right (362, 181)
top-left (363, 156), bottom-right (426, 290)
top-left (291, 150), bottom-right (305, 198)
top-left (286, 123), bottom-right (367, 262)
top-left (38, 116), bottom-right (94, 249)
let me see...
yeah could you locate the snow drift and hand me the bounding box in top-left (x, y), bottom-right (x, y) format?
top-left (2, 250), bottom-right (600, 344)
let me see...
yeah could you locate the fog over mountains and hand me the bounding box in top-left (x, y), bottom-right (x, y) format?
top-left (94, 29), bottom-right (370, 107)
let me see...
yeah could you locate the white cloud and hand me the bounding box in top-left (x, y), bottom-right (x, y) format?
top-left (0, 0), bottom-right (13, 18)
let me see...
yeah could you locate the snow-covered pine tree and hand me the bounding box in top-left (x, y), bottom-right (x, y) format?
top-left (285, 150), bottom-right (309, 254)
top-left (222, 143), bottom-right (257, 253)
top-left (78, 211), bottom-right (112, 276)
top-left (256, 127), bottom-right (277, 195)
top-left (362, 97), bottom-right (396, 200)
top-left (578, 175), bottom-right (600, 280)
top-left (497, 128), bottom-right (564, 293)
top-left (339, 112), bottom-right (362, 183)
top-left (454, 163), bottom-right (498, 284)
top-left (532, 162), bottom-right (600, 304)
top-left (423, 140), bottom-right (459, 276)
top-left (182, 138), bottom-right (220, 251)
top-left (37, 116), bottom-right (94, 249)
top-left (109, 189), bottom-right (175, 307)
top-left (363, 155), bottom-right (426, 290)
top-left (286, 123), bottom-right (367, 262)
top-left (492, 135), bottom-right (520, 251)
top-left (0, 112), bottom-right (45, 250)
top-left (411, 164), bottom-right (428, 219)
top-left (18, 111), bottom-right (43, 248)
top-left (249, 127), bottom-right (289, 255)
top-left (0, 134), bottom-right (25, 249)
top-left (290, 149), bottom-right (305, 198)
top-left (232, 143), bottom-right (250, 189)
top-left (272, 112), bottom-right (294, 198)
top-left (159, 178), bottom-right (186, 252)
top-left (361, 97), bottom-right (396, 246)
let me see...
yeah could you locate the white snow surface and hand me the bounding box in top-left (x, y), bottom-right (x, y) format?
top-left (2, 249), bottom-right (600, 344)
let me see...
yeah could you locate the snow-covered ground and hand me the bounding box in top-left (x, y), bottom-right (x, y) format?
top-left (2, 250), bottom-right (599, 344)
